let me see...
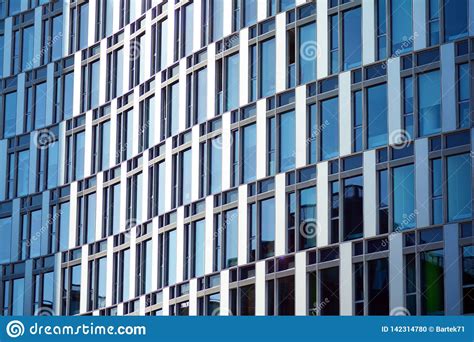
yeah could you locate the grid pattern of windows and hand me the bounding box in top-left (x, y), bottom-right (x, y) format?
top-left (0, 0), bottom-right (471, 318)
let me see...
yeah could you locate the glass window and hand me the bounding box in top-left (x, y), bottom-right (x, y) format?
top-left (462, 246), bottom-right (474, 314)
top-left (240, 284), bottom-right (255, 315)
top-left (391, 0), bottom-right (413, 55)
top-left (196, 68), bottom-right (208, 124)
top-left (79, 3), bottom-right (89, 50)
top-left (170, 82), bottom-right (179, 136)
top-left (457, 63), bottom-right (470, 128)
top-left (166, 230), bottom-right (177, 286)
top-left (225, 53), bottom-right (239, 111)
top-left (378, 169), bottom-right (389, 234)
top-left (22, 26), bottom-right (34, 71)
top-left (243, 0), bottom-right (257, 27)
top-left (12, 278), bottom-right (24, 316)
top-left (183, 3), bottom-right (194, 57)
top-left (320, 97), bottom-right (339, 160)
top-left (279, 110), bottom-right (295, 172)
top-left (343, 176), bottom-right (363, 240)
top-left (224, 209), bottom-right (238, 268)
top-left (367, 258), bottom-right (389, 315)
top-left (405, 253), bottom-right (417, 314)
top-left (308, 104), bottom-right (317, 163)
top-left (447, 154), bottom-right (472, 222)
top-left (342, 7), bottom-right (361, 70)
top-left (431, 158), bottom-right (443, 225)
top-left (402, 76), bottom-right (414, 139)
top-left (376, 0), bottom-right (387, 60)
top-left (299, 186), bottom-right (317, 250)
top-left (242, 124), bottom-right (256, 183)
top-left (329, 14), bottom-right (339, 74)
top-left (353, 91), bottom-right (363, 152)
top-left (194, 220), bottom-right (205, 277)
top-left (0, 217), bottom-right (12, 264)
top-left (17, 150), bottom-right (29, 197)
top-left (277, 276), bottom-right (295, 315)
top-left (444, 0), bottom-right (468, 42)
top-left (320, 267), bottom-right (339, 315)
top-left (259, 197), bottom-right (275, 259)
top-left (210, 137), bottom-right (222, 194)
top-left (211, 0), bottom-right (224, 41)
top-left (51, 15), bottom-right (63, 61)
top-left (298, 22), bottom-right (316, 84)
top-left (3, 91), bottom-right (17, 138)
top-left (367, 83), bottom-right (387, 148)
top-left (418, 70), bottom-right (441, 137)
top-left (392, 164), bottom-right (415, 230)
top-left (420, 249), bottom-right (444, 315)
top-left (63, 72), bottom-right (74, 120)
top-left (260, 38), bottom-right (276, 98)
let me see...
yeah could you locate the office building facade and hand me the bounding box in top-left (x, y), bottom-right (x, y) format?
top-left (0, 0), bottom-right (473, 316)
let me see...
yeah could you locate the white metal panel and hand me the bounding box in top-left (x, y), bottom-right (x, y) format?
top-left (415, 138), bottom-right (429, 228)
top-left (316, 0), bottom-right (328, 80)
top-left (294, 251), bottom-right (306, 315)
top-left (363, 150), bottom-right (377, 238)
top-left (316, 161), bottom-right (329, 247)
top-left (339, 71), bottom-right (352, 157)
top-left (256, 98), bottom-right (267, 180)
top-left (362, 0), bottom-right (375, 65)
top-left (295, 85), bottom-right (307, 168)
top-left (238, 184), bottom-right (248, 265)
top-left (274, 173), bottom-right (286, 257)
top-left (387, 57), bottom-right (402, 144)
top-left (339, 241), bottom-right (353, 315)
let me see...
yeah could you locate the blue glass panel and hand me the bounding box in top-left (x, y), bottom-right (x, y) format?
top-left (367, 83), bottom-right (387, 148)
top-left (393, 164), bottom-right (415, 230)
top-left (4, 92), bottom-right (17, 138)
top-left (195, 219), bottom-right (205, 277)
top-left (260, 198), bottom-right (275, 259)
top-left (0, 217), bottom-right (12, 263)
top-left (299, 22), bottom-right (316, 84)
top-left (167, 230), bottom-right (177, 285)
top-left (343, 7), bottom-right (361, 70)
top-left (210, 136), bottom-right (222, 194)
top-left (196, 68), bottom-right (208, 123)
top-left (242, 124), bottom-right (256, 183)
top-left (279, 110), bottom-right (295, 172)
top-left (170, 82), bottom-right (179, 136)
top-left (444, 0), bottom-right (468, 42)
top-left (225, 53), bottom-right (239, 111)
top-left (447, 154), bottom-right (472, 222)
top-left (391, 0), bottom-right (413, 55)
top-left (225, 209), bottom-right (238, 268)
top-left (182, 149), bottom-right (192, 204)
top-left (320, 97), bottom-right (339, 160)
top-left (260, 38), bottom-right (276, 98)
top-left (418, 70), bottom-right (441, 136)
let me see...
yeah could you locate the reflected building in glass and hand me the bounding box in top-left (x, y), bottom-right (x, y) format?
top-left (0, 0), bottom-right (472, 316)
